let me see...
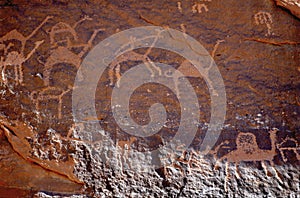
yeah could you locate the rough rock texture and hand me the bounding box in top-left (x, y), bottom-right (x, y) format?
top-left (274, 0), bottom-right (300, 19)
top-left (0, 0), bottom-right (299, 197)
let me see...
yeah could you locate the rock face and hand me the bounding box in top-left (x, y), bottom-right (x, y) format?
top-left (274, 0), bottom-right (300, 19)
top-left (0, 0), bottom-right (299, 197)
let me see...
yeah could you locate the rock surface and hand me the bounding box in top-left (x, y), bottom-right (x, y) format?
top-left (0, 0), bottom-right (299, 197)
top-left (274, 0), bottom-right (300, 19)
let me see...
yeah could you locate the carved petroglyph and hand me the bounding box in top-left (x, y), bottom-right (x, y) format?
top-left (211, 39), bottom-right (225, 58)
top-left (254, 11), bottom-right (273, 36)
top-left (110, 38), bottom-right (223, 97)
top-left (30, 86), bottom-right (72, 119)
top-left (117, 136), bottom-right (137, 150)
top-left (180, 23), bottom-right (187, 39)
top-left (0, 16), bottom-right (52, 86)
top-left (108, 30), bottom-right (164, 87)
top-left (165, 39), bottom-right (224, 98)
top-left (214, 129), bottom-right (281, 191)
top-left (42, 16), bottom-right (104, 86)
top-left (31, 16), bottom-right (103, 120)
top-left (177, 1), bottom-right (183, 13)
top-left (277, 137), bottom-right (300, 162)
top-left (192, 3), bottom-right (209, 13)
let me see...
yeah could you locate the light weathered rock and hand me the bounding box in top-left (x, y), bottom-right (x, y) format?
top-left (274, 0), bottom-right (300, 18)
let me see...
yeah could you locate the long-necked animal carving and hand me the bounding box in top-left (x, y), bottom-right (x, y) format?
top-left (30, 85), bottom-right (72, 119)
top-left (0, 16), bottom-right (52, 86)
top-left (41, 16), bottom-right (103, 86)
top-left (214, 129), bottom-right (280, 191)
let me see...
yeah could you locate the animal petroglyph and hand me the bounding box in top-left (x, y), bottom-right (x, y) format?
top-left (41, 16), bottom-right (104, 86)
top-left (30, 86), bottom-right (72, 119)
top-left (31, 16), bottom-right (103, 120)
top-left (117, 136), bottom-right (137, 150)
top-left (254, 11), bottom-right (273, 36)
top-left (108, 30), bottom-right (164, 87)
top-left (214, 129), bottom-right (281, 191)
top-left (108, 50), bottom-right (160, 87)
top-left (164, 39), bottom-right (224, 98)
top-left (0, 16), bottom-right (52, 86)
top-left (277, 137), bottom-right (300, 162)
top-left (192, 3), bottom-right (209, 13)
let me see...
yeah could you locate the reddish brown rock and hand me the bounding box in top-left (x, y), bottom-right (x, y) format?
top-left (274, 0), bottom-right (300, 19)
top-left (0, 127), bottom-right (83, 196)
top-left (0, 0), bottom-right (299, 197)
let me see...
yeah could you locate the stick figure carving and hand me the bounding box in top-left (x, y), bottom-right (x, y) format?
top-left (0, 16), bottom-right (52, 86)
top-left (277, 137), bottom-right (300, 162)
top-left (254, 11), bottom-right (273, 36)
top-left (41, 16), bottom-right (104, 86)
top-left (214, 129), bottom-right (281, 192)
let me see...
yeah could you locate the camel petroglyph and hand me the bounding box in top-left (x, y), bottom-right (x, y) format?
top-left (0, 16), bottom-right (52, 86)
top-left (40, 16), bottom-right (104, 86)
top-left (164, 39), bottom-right (224, 98)
top-left (108, 30), bottom-right (164, 87)
top-left (30, 86), bottom-right (72, 120)
top-left (214, 129), bottom-right (281, 191)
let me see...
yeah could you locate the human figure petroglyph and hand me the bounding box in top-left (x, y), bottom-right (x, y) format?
top-left (0, 16), bottom-right (52, 86)
top-left (41, 16), bottom-right (104, 86)
top-left (277, 137), bottom-right (300, 162)
top-left (214, 129), bottom-right (281, 191)
top-left (180, 23), bottom-right (187, 39)
top-left (254, 11), bottom-right (273, 36)
top-left (32, 16), bottom-right (103, 120)
top-left (30, 86), bottom-right (72, 120)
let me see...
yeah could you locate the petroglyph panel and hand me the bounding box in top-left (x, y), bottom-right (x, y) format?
top-left (0, 0), bottom-right (299, 197)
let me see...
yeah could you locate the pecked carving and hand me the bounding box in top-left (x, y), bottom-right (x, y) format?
top-left (0, 16), bottom-right (52, 86)
top-left (214, 129), bottom-right (281, 191)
